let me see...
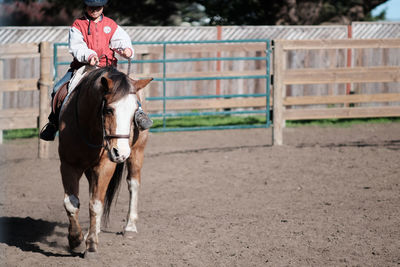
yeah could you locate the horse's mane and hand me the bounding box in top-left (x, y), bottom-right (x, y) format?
top-left (81, 67), bottom-right (132, 102)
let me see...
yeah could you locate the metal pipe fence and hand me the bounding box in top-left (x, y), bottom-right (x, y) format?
top-left (53, 39), bottom-right (272, 132)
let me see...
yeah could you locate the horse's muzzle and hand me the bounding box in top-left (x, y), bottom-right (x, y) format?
top-left (108, 146), bottom-right (130, 163)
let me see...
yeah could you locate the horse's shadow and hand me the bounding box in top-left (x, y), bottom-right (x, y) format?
top-left (0, 216), bottom-right (76, 257)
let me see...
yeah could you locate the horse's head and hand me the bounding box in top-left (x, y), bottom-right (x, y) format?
top-left (100, 69), bottom-right (152, 163)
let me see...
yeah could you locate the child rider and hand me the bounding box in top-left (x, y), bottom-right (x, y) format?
top-left (40, 0), bottom-right (153, 141)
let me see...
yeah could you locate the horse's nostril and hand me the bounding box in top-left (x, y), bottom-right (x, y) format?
top-left (112, 147), bottom-right (119, 157)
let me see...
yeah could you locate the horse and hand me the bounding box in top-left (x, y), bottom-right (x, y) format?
top-left (57, 66), bottom-right (152, 257)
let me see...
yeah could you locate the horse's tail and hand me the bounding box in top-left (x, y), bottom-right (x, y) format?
top-left (103, 162), bottom-right (124, 225)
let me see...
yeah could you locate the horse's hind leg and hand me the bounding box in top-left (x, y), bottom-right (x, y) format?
top-left (124, 131), bottom-right (148, 237)
top-left (61, 162), bottom-right (85, 253)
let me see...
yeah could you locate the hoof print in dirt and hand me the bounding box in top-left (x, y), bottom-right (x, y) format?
top-left (123, 231), bottom-right (137, 239)
top-left (84, 250), bottom-right (98, 260)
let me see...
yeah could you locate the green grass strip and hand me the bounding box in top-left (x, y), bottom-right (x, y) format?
top-left (3, 128), bottom-right (39, 140)
top-left (152, 115), bottom-right (267, 128)
top-left (286, 117), bottom-right (400, 128)
top-left (2, 116), bottom-right (399, 140)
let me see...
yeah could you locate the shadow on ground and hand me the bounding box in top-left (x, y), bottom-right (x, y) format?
top-left (296, 140), bottom-right (400, 150)
top-left (0, 216), bottom-right (74, 257)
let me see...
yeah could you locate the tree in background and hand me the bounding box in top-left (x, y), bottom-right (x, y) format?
top-left (0, 0), bottom-right (389, 26)
top-left (0, 0), bottom-right (72, 26)
top-left (43, 0), bottom-right (192, 26)
top-left (199, 0), bottom-right (388, 25)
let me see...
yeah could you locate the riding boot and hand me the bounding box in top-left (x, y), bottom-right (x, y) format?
top-left (39, 112), bottom-right (59, 141)
top-left (134, 108), bottom-right (153, 130)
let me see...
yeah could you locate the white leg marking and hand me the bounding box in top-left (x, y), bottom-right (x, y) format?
top-left (64, 194), bottom-right (79, 215)
top-left (125, 179), bottom-right (140, 232)
top-left (91, 200), bottom-right (103, 234)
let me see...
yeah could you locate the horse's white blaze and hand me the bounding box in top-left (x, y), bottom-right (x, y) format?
top-left (125, 178), bottom-right (140, 232)
top-left (110, 94), bottom-right (137, 159)
top-left (64, 194), bottom-right (79, 215)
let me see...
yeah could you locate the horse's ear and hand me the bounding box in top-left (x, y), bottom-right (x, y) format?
top-left (131, 78), bottom-right (153, 92)
top-left (101, 76), bottom-right (113, 93)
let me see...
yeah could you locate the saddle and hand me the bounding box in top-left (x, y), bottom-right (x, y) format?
top-left (53, 82), bottom-right (69, 117)
top-left (52, 65), bottom-right (92, 118)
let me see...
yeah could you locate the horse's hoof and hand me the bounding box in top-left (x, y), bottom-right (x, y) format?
top-left (123, 230), bottom-right (137, 239)
top-left (84, 250), bottom-right (98, 260)
top-left (70, 242), bottom-right (86, 255)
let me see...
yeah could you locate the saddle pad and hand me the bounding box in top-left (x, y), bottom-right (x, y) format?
top-left (60, 65), bottom-right (92, 114)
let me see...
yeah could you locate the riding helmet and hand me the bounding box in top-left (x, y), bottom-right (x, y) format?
top-left (84, 0), bottom-right (107, 6)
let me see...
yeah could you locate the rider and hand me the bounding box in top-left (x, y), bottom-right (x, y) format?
top-left (40, 0), bottom-right (153, 141)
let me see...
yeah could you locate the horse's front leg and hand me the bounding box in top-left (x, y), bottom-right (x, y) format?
top-left (84, 161), bottom-right (115, 257)
top-left (124, 132), bottom-right (147, 237)
top-left (61, 162), bottom-right (85, 253)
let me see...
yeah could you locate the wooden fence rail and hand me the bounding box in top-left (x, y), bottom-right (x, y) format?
top-left (273, 38), bottom-right (400, 145)
top-left (0, 42), bottom-right (50, 158)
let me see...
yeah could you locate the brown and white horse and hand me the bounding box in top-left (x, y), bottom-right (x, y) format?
top-left (58, 66), bottom-right (152, 257)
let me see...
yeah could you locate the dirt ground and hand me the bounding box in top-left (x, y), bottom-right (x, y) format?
top-left (0, 123), bottom-right (399, 267)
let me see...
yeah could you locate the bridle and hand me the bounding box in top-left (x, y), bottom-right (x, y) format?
top-left (74, 71), bottom-right (137, 152)
top-left (101, 95), bottom-right (136, 150)
top-left (72, 55), bottom-right (137, 153)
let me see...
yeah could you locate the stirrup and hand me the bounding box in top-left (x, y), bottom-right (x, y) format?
top-left (135, 109), bottom-right (153, 130)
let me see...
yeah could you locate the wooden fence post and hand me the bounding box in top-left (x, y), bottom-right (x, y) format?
top-left (38, 42), bottom-right (51, 159)
top-left (0, 60), bottom-right (3, 144)
top-left (273, 40), bottom-right (285, 146)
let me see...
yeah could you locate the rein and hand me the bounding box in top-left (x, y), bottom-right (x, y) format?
top-left (127, 58), bottom-right (131, 76)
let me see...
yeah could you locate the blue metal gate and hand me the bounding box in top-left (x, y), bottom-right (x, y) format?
top-left (53, 39), bottom-right (271, 132)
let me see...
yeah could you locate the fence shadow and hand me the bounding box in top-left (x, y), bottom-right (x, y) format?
top-left (296, 140), bottom-right (400, 151)
top-left (0, 216), bottom-right (75, 257)
top-left (148, 144), bottom-right (271, 158)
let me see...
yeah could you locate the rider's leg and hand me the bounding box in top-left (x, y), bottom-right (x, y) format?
top-left (40, 70), bottom-right (74, 141)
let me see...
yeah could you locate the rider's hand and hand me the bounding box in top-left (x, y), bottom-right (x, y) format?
top-left (89, 56), bottom-right (99, 66)
top-left (121, 48), bottom-right (132, 58)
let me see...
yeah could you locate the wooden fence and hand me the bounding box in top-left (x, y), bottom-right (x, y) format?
top-left (0, 42), bottom-right (51, 158)
top-left (273, 39), bottom-right (400, 145)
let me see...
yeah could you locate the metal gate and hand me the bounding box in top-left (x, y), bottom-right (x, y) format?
top-left (53, 39), bottom-right (271, 132)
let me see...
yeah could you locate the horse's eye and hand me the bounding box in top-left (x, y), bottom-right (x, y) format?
top-left (103, 107), bottom-right (113, 115)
